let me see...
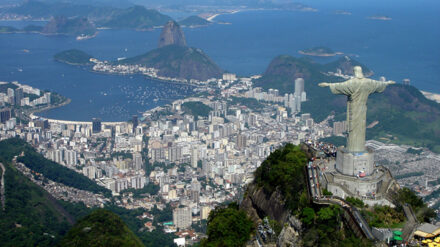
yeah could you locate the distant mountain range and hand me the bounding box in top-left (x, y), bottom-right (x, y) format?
top-left (255, 55), bottom-right (440, 152)
top-left (1, 1), bottom-right (172, 30)
top-left (0, 16), bottom-right (96, 36)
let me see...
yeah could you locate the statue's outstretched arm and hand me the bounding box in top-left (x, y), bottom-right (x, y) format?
top-left (318, 82), bottom-right (330, 87)
top-left (385, 80), bottom-right (396, 85)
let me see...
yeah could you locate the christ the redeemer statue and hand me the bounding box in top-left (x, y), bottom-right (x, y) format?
top-left (319, 66), bottom-right (395, 153)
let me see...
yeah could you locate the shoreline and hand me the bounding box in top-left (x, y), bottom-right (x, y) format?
top-left (421, 91), bottom-right (440, 104)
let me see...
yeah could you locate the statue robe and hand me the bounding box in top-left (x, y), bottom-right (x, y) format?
top-left (329, 78), bottom-right (387, 152)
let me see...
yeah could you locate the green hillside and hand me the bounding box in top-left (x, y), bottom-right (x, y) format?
top-left (102, 5), bottom-right (171, 29)
top-left (54, 49), bottom-right (93, 65)
top-left (255, 55), bottom-right (440, 152)
top-left (0, 157), bottom-right (74, 246)
top-left (0, 138), bottom-right (111, 196)
top-left (119, 44), bottom-right (223, 80)
top-left (58, 209), bottom-right (144, 247)
top-left (206, 144), bottom-right (372, 247)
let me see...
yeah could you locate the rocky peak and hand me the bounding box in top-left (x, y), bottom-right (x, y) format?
top-left (158, 20), bottom-right (187, 48)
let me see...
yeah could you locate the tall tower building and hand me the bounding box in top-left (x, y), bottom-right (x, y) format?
top-left (294, 78), bottom-right (305, 97)
top-left (133, 152), bottom-right (143, 170)
top-left (92, 118), bottom-right (102, 133)
top-left (132, 115), bottom-right (138, 133)
top-left (191, 146), bottom-right (199, 168)
top-left (0, 108), bottom-right (12, 123)
top-left (14, 88), bottom-right (24, 106)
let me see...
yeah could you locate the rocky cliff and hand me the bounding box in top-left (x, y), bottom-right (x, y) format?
top-left (241, 184), bottom-right (303, 246)
top-left (158, 20), bottom-right (187, 48)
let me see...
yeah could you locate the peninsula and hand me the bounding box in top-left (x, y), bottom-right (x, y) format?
top-left (54, 49), bottom-right (94, 65)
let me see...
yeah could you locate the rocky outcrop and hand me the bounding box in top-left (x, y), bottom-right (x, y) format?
top-left (277, 216), bottom-right (302, 247)
top-left (241, 183), bottom-right (303, 246)
top-left (158, 21), bottom-right (187, 48)
top-left (241, 184), bottom-right (290, 224)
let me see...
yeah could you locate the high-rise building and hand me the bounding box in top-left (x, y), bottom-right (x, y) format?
top-left (7, 88), bottom-right (14, 104)
top-left (0, 108), bottom-right (12, 123)
top-left (65, 150), bottom-right (77, 166)
top-left (92, 118), bottom-right (102, 133)
top-left (236, 133), bottom-right (247, 149)
top-left (173, 207), bottom-right (192, 229)
top-left (132, 115), bottom-right (138, 132)
top-left (133, 152), bottom-right (143, 170)
top-left (34, 119), bottom-right (49, 130)
top-left (14, 88), bottom-right (23, 106)
top-left (294, 78), bottom-right (304, 96)
top-left (191, 146), bottom-right (199, 168)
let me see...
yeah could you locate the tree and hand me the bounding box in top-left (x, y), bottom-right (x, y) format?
top-left (301, 207), bottom-right (315, 225)
top-left (202, 203), bottom-right (254, 247)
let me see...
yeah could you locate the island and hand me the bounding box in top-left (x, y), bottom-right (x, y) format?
top-left (368, 15), bottom-right (392, 21)
top-left (178, 15), bottom-right (211, 27)
top-left (298, 46), bottom-right (343, 57)
top-left (54, 49), bottom-right (94, 65)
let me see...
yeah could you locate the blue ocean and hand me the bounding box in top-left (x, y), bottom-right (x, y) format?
top-left (0, 0), bottom-right (439, 121)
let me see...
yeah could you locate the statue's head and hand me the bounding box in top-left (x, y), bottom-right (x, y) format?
top-left (353, 66), bottom-right (364, 79)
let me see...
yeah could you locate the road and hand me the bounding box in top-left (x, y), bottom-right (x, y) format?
top-left (0, 162), bottom-right (5, 211)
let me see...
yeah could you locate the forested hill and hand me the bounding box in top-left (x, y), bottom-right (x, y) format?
top-left (0, 154), bottom-right (75, 246)
top-left (119, 45), bottom-right (223, 81)
top-left (57, 209), bottom-right (144, 247)
top-left (255, 55), bottom-right (440, 152)
top-left (0, 138), bottom-right (111, 196)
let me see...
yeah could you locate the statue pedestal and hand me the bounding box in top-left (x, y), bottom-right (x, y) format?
top-left (335, 147), bottom-right (375, 177)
